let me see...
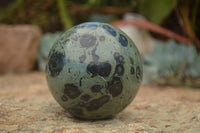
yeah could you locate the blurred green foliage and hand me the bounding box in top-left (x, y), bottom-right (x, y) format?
top-left (138, 0), bottom-right (177, 24)
top-left (1, 0), bottom-right (199, 86)
top-left (0, 0), bottom-right (62, 32)
top-left (0, 0), bottom-right (137, 32)
top-left (0, 0), bottom-right (199, 34)
top-left (0, 0), bottom-right (199, 51)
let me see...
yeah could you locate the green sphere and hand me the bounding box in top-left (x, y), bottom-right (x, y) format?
top-left (46, 22), bottom-right (143, 120)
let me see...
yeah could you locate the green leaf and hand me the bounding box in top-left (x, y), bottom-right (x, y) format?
top-left (139, 0), bottom-right (178, 24)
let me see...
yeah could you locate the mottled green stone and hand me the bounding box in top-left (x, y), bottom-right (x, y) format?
top-left (46, 22), bottom-right (143, 120)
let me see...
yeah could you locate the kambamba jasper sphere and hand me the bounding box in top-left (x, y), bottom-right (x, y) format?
top-left (46, 22), bottom-right (143, 120)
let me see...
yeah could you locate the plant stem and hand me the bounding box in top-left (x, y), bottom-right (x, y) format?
top-left (179, 1), bottom-right (200, 51)
top-left (191, 0), bottom-right (200, 31)
top-left (68, 1), bottom-right (133, 15)
top-left (17, 0), bottom-right (24, 12)
top-left (57, 0), bottom-right (73, 30)
top-left (112, 20), bottom-right (191, 45)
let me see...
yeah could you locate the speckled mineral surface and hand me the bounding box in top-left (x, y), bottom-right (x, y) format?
top-left (0, 72), bottom-right (200, 132)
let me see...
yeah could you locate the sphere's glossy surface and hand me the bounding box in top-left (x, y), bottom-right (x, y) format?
top-left (46, 22), bottom-right (143, 120)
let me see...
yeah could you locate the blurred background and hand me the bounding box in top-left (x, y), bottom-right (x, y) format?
top-left (0, 0), bottom-right (200, 87)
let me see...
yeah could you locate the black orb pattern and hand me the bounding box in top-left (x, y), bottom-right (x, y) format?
top-left (136, 66), bottom-right (142, 80)
top-left (87, 61), bottom-right (112, 77)
top-left (115, 64), bottom-right (124, 76)
top-left (64, 84), bottom-right (81, 99)
top-left (114, 52), bottom-right (125, 64)
top-left (86, 22), bottom-right (98, 27)
top-left (129, 57), bottom-right (134, 64)
top-left (119, 34), bottom-right (128, 47)
top-left (108, 77), bottom-right (123, 97)
top-left (130, 66), bottom-right (135, 75)
top-left (48, 49), bottom-right (65, 77)
top-left (102, 25), bottom-right (117, 37)
top-left (85, 95), bottom-right (110, 111)
top-left (113, 52), bottom-right (125, 76)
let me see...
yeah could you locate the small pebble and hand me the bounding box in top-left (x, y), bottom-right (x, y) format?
top-left (39, 118), bottom-right (46, 121)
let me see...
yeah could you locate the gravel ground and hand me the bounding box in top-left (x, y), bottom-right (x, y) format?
top-left (0, 72), bottom-right (200, 133)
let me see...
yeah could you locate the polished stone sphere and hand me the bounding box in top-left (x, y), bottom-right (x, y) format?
top-left (46, 22), bottom-right (143, 120)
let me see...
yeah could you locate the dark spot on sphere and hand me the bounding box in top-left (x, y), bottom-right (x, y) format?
top-left (87, 62), bottom-right (111, 77)
top-left (119, 34), bottom-right (128, 47)
top-left (68, 108), bottom-right (83, 116)
top-left (80, 34), bottom-right (97, 48)
top-left (64, 84), bottom-right (81, 99)
top-left (113, 52), bottom-right (125, 64)
top-left (79, 55), bottom-right (86, 63)
top-left (102, 25), bottom-right (117, 37)
top-left (48, 50), bottom-right (65, 77)
top-left (113, 52), bottom-right (120, 59)
top-left (99, 36), bottom-right (105, 41)
top-left (136, 66), bottom-right (142, 79)
top-left (79, 77), bottom-right (83, 86)
top-left (108, 77), bottom-right (123, 97)
top-left (79, 22), bottom-right (98, 30)
top-left (61, 95), bottom-right (68, 102)
top-left (86, 62), bottom-right (98, 77)
top-left (131, 66), bottom-right (135, 75)
top-left (86, 22), bottom-right (99, 27)
top-left (91, 85), bottom-right (103, 92)
top-left (98, 62), bottom-right (112, 77)
top-left (129, 57), bottom-right (134, 64)
top-left (115, 64), bottom-right (124, 76)
top-left (85, 95), bottom-right (110, 111)
top-left (80, 94), bottom-right (91, 101)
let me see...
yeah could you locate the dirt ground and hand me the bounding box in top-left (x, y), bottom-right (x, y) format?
top-left (0, 72), bottom-right (200, 133)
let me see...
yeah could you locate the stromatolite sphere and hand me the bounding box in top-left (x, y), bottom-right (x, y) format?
top-left (46, 22), bottom-right (143, 120)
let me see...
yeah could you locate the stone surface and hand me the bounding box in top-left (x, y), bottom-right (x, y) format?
top-left (0, 72), bottom-right (200, 132)
top-left (0, 25), bottom-right (42, 74)
top-left (45, 22), bottom-right (143, 120)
